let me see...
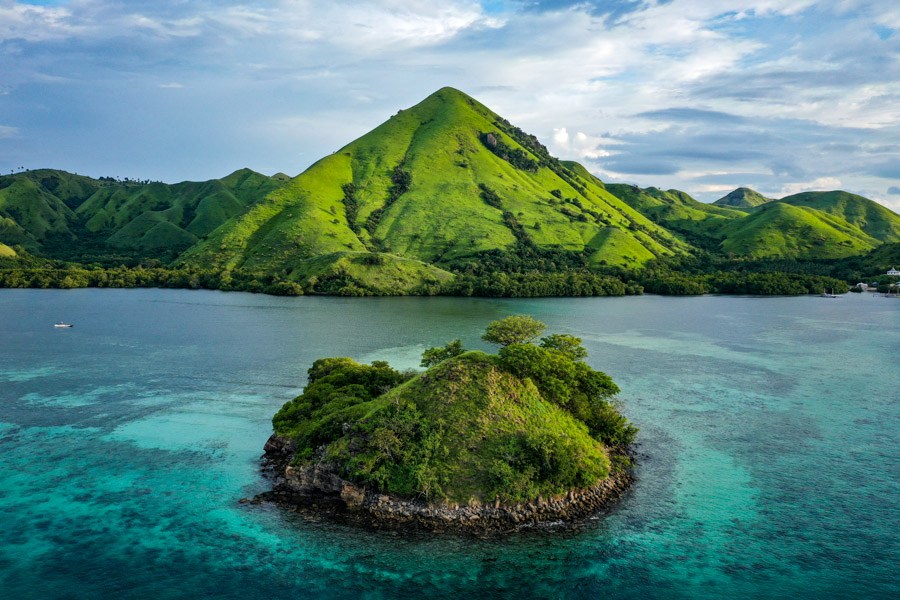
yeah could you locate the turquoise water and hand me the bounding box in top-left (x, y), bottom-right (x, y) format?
top-left (0, 289), bottom-right (897, 599)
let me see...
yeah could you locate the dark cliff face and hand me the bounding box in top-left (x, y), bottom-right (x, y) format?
top-left (257, 434), bottom-right (634, 533)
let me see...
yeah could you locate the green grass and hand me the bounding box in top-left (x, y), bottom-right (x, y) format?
top-left (3, 91), bottom-right (900, 288)
top-left (608, 184), bottom-right (744, 243)
top-left (0, 242), bottom-right (15, 258)
top-left (0, 176), bottom-right (77, 249)
top-left (276, 352), bottom-right (610, 504)
top-left (611, 183), bottom-right (899, 261)
top-left (719, 202), bottom-right (879, 259)
top-left (777, 191), bottom-right (900, 243)
top-left (287, 251), bottom-right (454, 295)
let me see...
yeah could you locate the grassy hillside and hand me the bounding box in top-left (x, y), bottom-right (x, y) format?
top-left (713, 187), bottom-right (773, 209)
top-left (718, 202), bottom-right (879, 259)
top-left (287, 251), bottom-right (454, 295)
top-left (3, 88), bottom-right (899, 294)
top-left (76, 168), bottom-right (284, 252)
top-left (0, 168), bottom-right (285, 259)
top-left (611, 183), bottom-right (900, 261)
top-left (0, 175), bottom-right (79, 250)
top-left (340, 352), bottom-right (609, 503)
top-left (777, 191), bottom-right (900, 243)
top-left (182, 87), bottom-right (689, 284)
top-left (608, 184), bottom-right (744, 245)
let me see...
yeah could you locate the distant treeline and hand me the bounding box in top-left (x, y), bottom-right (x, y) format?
top-left (0, 254), bottom-right (865, 298)
top-left (637, 254), bottom-right (852, 295)
top-left (444, 271), bottom-right (640, 297)
top-left (0, 264), bottom-right (305, 296)
top-left (640, 271), bottom-right (850, 295)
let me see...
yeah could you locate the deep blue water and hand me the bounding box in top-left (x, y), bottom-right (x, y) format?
top-left (0, 289), bottom-right (897, 599)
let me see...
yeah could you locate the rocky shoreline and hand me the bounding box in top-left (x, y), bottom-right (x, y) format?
top-left (253, 434), bottom-right (635, 533)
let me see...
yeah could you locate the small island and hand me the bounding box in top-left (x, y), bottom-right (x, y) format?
top-left (258, 316), bottom-right (637, 532)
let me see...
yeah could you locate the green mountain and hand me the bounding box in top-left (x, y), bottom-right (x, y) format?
top-left (717, 202), bottom-right (880, 259)
top-left (180, 87), bottom-right (689, 291)
top-left (777, 191), bottom-right (900, 243)
top-left (0, 170), bottom-right (83, 250)
top-left (713, 187), bottom-right (773, 209)
top-left (612, 182), bottom-right (900, 260)
top-left (608, 184), bottom-right (744, 245)
top-left (3, 87), bottom-right (900, 293)
top-left (0, 168), bottom-right (285, 258)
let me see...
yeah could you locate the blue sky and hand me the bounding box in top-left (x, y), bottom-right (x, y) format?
top-left (1, 0), bottom-right (898, 208)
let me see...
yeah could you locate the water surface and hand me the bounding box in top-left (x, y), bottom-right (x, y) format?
top-left (1, 289), bottom-right (897, 599)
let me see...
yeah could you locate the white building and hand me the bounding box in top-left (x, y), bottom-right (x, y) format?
top-left (888, 267), bottom-right (900, 276)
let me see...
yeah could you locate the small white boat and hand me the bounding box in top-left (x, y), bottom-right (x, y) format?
top-left (821, 289), bottom-right (837, 298)
top-left (53, 321), bottom-right (74, 328)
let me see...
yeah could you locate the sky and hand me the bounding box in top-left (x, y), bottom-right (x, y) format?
top-left (1, 0), bottom-right (898, 209)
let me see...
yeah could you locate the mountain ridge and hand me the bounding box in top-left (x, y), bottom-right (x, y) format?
top-left (2, 87), bottom-right (899, 294)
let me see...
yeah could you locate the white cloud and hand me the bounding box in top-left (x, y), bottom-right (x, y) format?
top-left (0, 0), bottom-right (897, 211)
top-left (551, 127), bottom-right (612, 160)
top-left (0, 125), bottom-right (18, 139)
top-left (694, 184), bottom-right (741, 194)
top-left (0, 1), bottom-right (498, 49)
top-left (0, 2), bottom-right (82, 42)
top-left (779, 177), bottom-right (843, 196)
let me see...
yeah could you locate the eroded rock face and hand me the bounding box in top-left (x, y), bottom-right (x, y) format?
top-left (284, 463), bottom-right (345, 496)
top-left (258, 433), bottom-right (634, 533)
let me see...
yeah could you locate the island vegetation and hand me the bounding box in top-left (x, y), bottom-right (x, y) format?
top-left (260, 316), bottom-right (637, 530)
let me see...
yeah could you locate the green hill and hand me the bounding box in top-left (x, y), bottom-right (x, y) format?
top-left (279, 352), bottom-right (610, 504)
top-left (0, 168), bottom-right (285, 259)
top-left (610, 183), bottom-right (899, 261)
top-left (608, 184), bottom-right (744, 245)
top-left (713, 187), bottom-right (773, 209)
top-left (76, 168), bottom-right (284, 253)
top-left (776, 191), bottom-right (900, 243)
top-left (3, 88), bottom-right (900, 294)
top-left (718, 202), bottom-right (879, 259)
top-left (0, 174), bottom-right (79, 251)
top-left (269, 318), bottom-right (635, 512)
top-left (181, 87), bottom-right (689, 288)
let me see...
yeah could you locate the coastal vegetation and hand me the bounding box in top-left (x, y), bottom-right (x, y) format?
top-left (2, 88), bottom-right (898, 297)
top-left (269, 317), bottom-right (635, 505)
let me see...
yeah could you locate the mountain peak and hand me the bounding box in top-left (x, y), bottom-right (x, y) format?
top-left (713, 187), bottom-right (773, 209)
top-left (399, 86), bottom-right (489, 121)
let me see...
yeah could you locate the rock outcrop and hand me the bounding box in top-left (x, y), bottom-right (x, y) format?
top-left (257, 434), bottom-right (634, 533)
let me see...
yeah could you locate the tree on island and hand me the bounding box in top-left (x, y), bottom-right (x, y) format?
top-left (539, 333), bottom-right (588, 361)
top-left (482, 314), bottom-right (546, 346)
